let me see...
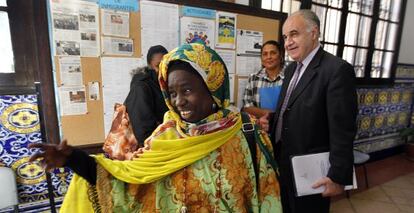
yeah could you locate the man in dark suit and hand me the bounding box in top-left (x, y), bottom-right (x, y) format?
top-left (269, 10), bottom-right (358, 212)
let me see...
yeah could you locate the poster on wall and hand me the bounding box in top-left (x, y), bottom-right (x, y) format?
top-left (236, 29), bottom-right (263, 55)
top-left (216, 49), bottom-right (236, 74)
top-left (101, 57), bottom-right (146, 134)
top-left (236, 55), bottom-right (262, 76)
top-left (140, 0), bottom-right (179, 58)
top-left (50, 0), bottom-right (100, 56)
top-left (98, 0), bottom-right (139, 12)
top-left (236, 77), bottom-right (248, 109)
top-left (215, 11), bottom-right (236, 49)
top-left (102, 36), bottom-right (134, 56)
top-left (59, 56), bottom-right (83, 86)
top-left (180, 16), bottom-right (215, 47)
top-left (59, 85), bottom-right (87, 115)
top-left (101, 9), bottom-right (130, 37)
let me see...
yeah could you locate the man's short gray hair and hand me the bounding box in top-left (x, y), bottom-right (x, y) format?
top-left (291, 10), bottom-right (320, 33)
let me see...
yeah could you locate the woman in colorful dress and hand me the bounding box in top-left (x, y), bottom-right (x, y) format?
top-left (29, 42), bottom-right (282, 212)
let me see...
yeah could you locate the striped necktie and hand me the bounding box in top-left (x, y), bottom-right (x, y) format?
top-left (275, 62), bottom-right (303, 143)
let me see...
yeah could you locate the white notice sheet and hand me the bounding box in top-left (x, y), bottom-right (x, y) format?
top-left (59, 85), bottom-right (87, 116)
top-left (140, 0), bottom-right (179, 57)
top-left (59, 56), bottom-right (83, 86)
top-left (101, 57), bottom-right (146, 134)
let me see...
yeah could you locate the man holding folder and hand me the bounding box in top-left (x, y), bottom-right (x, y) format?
top-left (269, 10), bottom-right (358, 212)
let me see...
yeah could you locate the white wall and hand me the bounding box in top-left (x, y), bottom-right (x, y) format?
top-left (398, 0), bottom-right (414, 64)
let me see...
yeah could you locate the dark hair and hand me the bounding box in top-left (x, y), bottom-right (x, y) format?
top-left (147, 45), bottom-right (168, 65)
top-left (260, 40), bottom-right (285, 65)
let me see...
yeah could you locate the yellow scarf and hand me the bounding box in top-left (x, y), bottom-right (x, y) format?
top-left (60, 115), bottom-right (242, 212)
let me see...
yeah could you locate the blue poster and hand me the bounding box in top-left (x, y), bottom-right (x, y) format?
top-left (99, 0), bottom-right (139, 12)
top-left (182, 6), bottom-right (216, 19)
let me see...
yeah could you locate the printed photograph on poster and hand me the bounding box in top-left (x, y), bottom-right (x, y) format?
top-left (55, 40), bottom-right (81, 56)
top-left (102, 36), bottom-right (134, 56)
top-left (101, 9), bottom-right (129, 37)
top-left (59, 86), bottom-right (87, 116)
top-left (215, 12), bottom-right (236, 49)
top-left (88, 81), bottom-right (100, 101)
top-left (53, 13), bottom-right (79, 30)
top-left (216, 49), bottom-right (236, 74)
top-left (59, 56), bottom-right (83, 86)
top-left (140, 1), bottom-right (179, 57)
top-left (236, 77), bottom-right (249, 109)
top-left (237, 29), bottom-right (263, 55)
top-left (236, 55), bottom-right (262, 76)
top-left (180, 16), bottom-right (215, 47)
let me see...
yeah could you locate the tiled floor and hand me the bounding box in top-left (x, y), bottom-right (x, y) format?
top-left (330, 154), bottom-right (414, 213)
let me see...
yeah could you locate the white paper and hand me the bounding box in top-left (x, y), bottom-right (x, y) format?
top-left (216, 49), bottom-right (236, 74)
top-left (291, 152), bottom-right (357, 197)
top-left (140, 1), bottom-right (179, 57)
top-left (101, 57), bottom-right (146, 134)
top-left (236, 77), bottom-right (248, 109)
top-left (79, 2), bottom-right (100, 56)
top-left (59, 85), bottom-right (87, 115)
top-left (236, 55), bottom-right (262, 76)
top-left (236, 29), bottom-right (263, 55)
top-left (102, 36), bottom-right (134, 56)
top-left (229, 74), bottom-right (235, 103)
top-left (59, 56), bottom-right (83, 86)
top-left (101, 9), bottom-right (129, 37)
top-left (50, 0), bottom-right (99, 56)
top-left (88, 81), bottom-right (100, 101)
top-left (180, 16), bottom-right (215, 47)
top-left (215, 12), bottom-right (236, 49)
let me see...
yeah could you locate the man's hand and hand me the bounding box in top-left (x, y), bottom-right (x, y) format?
top-left (312, 177), bottom-right (344, 197)
top-left (258, 112), bottom-right (270, 132)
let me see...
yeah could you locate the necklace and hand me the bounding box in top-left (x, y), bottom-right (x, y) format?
top-left (180, 148), bottom-right (223, 213)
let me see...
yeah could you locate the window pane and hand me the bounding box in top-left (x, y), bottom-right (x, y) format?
top-left (346, 47), bottom-right (367, 78)
top-left (312, 0), bottom-right (327, 4)
top-left (283, 0), bottom-right (301, 14)
top-left (0, 0), bottom-right (6, 7)
top-left (323, 44), bottom-right (337, 55)
top-left (386, 23), bottom-right (398, 51)
top-left (375, 20), bottom-right (387, 49)
top-left (390, 0), bottom-right (402, 22)
top-left (349, 0), bottom-right (374, 15)
top-left (329, 0), bottom-right (342, 8)
top-left (371, 51), bottom-right (384, 78)
top-left (362, 0), bottom-right (374, 15)
top-left (0, 11), bottom-right (14, 73)
top-left (349, 0), bottom-right (361, 13)
top-left (262, 0), bottom-right (272, 10)
top-left (343, 46), bottom-right (355, 64)
top-left (324, 8), bottom-right (341, 43)
top-left (345, 13), bottom-right (358, 45)
top-left (311, 5), bottom-right (326, 42)
top-left (271, 0), bottom-right (282, 11)
top-left (381, 52), bottom-right (393, 78)
top-left (379, 0), bottom-right (391, 20)
top-left (358, 16), bottom-right (371, 47)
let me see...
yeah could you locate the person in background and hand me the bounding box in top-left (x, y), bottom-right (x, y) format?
top-left (29, 42), bottom-right (282, 212)
top-left (242, 40), bottom-right (284, 120)
top-left (124, 45), bottom-right (168, 146)
top-left (268, 10), bottom-right (358, 212)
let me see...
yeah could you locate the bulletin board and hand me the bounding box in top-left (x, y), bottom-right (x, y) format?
top-left (49, 1), bottom-right (283, 146)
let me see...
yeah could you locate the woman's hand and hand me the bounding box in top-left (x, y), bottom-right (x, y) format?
top-left (28, 139), bottom-right (73, 171)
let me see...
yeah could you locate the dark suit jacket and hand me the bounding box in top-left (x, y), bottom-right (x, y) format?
top-left (270, 48), bottom-right (358, 185)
